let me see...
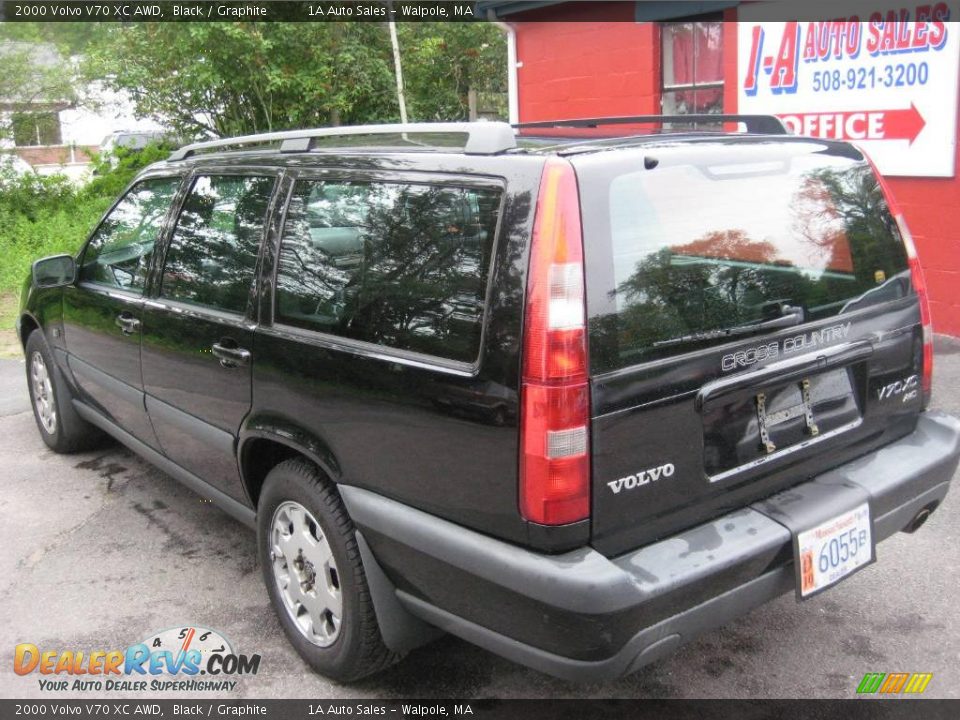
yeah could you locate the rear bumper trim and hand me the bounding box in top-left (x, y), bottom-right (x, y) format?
top-left (343, 411), bottom-right (960, 681)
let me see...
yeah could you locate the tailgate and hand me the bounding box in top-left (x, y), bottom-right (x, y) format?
top-left (573, 139), bottom-right (925, 556)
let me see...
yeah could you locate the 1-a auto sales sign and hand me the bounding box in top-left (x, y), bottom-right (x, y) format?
top-left (737, 2), bottom-right (960, 176)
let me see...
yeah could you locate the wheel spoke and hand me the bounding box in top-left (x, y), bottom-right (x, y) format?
top-left (275, 530), bottom-right (299, 560)
top-left (316, 575), bottom-right (343, 617)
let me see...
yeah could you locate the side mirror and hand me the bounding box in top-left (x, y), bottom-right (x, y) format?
top-left (32, 254), bottom-right (76, 289)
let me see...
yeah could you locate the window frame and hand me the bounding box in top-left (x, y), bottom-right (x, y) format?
top-left (660, 19), bottom-right (725, 115)
top-left (11, 111), bottom-right (62, 147)
top-left (267, 166), bottom-right (506, 374)
top-left (76, 171), bottom-right (188, 298)
top-left (149, 166), bottom-right (285, 324)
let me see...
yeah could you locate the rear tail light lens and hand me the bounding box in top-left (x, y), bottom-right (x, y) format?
top-left (519, 158), bottom-right (590, 526)
top-left (896, 214), bottom-right (933, 407)
top-left (864, 151), bottom-right (933, 408)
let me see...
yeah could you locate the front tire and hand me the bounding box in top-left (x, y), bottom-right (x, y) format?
top-left (257, 459), bottom-right (399, 681)
top-left (25, 330), bottom-right (103, 453)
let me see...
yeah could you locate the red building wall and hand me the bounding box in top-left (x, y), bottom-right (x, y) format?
top-left (511, 11), bottom-right (960, 336)
top-left (515, 6), bottom-right (659, 120)
top-left (886, 107), bottom-right (960, 336)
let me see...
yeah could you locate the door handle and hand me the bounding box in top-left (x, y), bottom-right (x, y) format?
top-left (115, 313), bottom-right (141, 335)
top-left (211, 342), bottom-right (251, 369)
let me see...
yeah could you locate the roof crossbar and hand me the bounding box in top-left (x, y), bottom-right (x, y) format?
top-left (513, 114), bottom-right (788, 135)
top-left (168, 122), bottom-right (517, 161)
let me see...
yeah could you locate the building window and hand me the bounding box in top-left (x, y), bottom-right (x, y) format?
top-left (11, 111), bottom-right (62, 147)
top-left (661, 21), bottom-right (723, 115)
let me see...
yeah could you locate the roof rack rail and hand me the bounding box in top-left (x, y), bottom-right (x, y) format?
top-left (168, 122), bottom-right (517, 161)
top-left (513, 114), bottom-right (788, 135)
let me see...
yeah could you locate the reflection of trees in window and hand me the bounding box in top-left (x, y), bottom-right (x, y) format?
top-left (791, 163), bottom-right (906, 289)
top-left (161, 175), bottom-right (275, 314)
top-left (614, 232), bottom-right (812, 355)
top-left (606, 162), bottom-right (908, 364)
top-left (80, 177), bottom-right (182, 292)
top-left (276, 180), bottom-right (500, 363)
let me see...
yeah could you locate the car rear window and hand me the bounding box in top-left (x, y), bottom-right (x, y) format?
top-left (575, 141), bottom-right (911, 373)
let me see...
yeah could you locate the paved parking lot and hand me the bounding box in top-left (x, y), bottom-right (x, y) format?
top-left (1, 342), bottom-right (959, 700)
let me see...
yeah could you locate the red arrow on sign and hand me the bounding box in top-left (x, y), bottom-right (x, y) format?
top-left (777, 104), bottom-right (926, 144)
top-left (884, 103), bottom-right (926, 145)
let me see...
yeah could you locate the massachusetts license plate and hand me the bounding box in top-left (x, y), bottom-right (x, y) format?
top-left (796, 502), bottom-right (874, 599)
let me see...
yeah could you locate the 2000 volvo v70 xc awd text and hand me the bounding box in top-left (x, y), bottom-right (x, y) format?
top-left (18, 117), bottom-right (960, 681)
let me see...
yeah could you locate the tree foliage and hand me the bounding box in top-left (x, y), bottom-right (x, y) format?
top-left (398, 23), bottom-right (508, 120)
top-left (83, 22), bottom-right (506, 140)
top-left (0, 42), bottom-right (78, 143)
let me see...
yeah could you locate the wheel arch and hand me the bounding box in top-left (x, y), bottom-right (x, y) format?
top-left (238, 417), bottom-right (343, 509)
top-left (18, 311), bottom-right (40, 349)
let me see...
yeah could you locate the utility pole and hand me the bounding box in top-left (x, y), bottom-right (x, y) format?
top-left (386, 5), bottom-right (408, 124)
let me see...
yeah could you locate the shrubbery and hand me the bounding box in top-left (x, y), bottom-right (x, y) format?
top-left (0, 144), bottom-right (171, 294)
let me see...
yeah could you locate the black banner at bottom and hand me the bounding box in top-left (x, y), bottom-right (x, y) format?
top-left (2, 699), bottom-right (958, 720)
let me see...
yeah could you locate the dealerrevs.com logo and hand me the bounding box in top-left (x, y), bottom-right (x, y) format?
top-left (14, 626), bottom-right (261, 692)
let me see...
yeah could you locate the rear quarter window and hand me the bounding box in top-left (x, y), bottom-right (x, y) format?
top-left (274, 178), bottom-right (501, 364)
top-left (576, 141), bottom-right (910, 373)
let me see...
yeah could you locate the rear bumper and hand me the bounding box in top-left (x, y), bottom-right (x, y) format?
top-left (341, 411), bottom-right (960, 681)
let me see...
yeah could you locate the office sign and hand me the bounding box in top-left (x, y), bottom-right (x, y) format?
top-left (737, 3), bottom-right (960, 176)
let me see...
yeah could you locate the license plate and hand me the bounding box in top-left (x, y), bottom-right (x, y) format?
top-left (796, 502), bottom-right (874, 599)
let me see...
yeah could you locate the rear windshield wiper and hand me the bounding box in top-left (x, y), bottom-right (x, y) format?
top-left (653, 310), bottom-right (803, 349)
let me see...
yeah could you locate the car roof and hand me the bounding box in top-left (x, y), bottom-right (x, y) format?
top-left (161, 116), bottom-right (792, 162)
top-left (141, 117), bottom-right (861, 176)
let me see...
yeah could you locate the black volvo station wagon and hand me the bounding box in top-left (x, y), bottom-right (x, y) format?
top-left (18, 117), bottom-right (960, 681)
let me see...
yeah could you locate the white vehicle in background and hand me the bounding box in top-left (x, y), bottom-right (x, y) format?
top-left (100, 130), bottom-right (176, 155)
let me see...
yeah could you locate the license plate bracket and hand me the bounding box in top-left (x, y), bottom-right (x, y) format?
top-left (755, 378), bottom-right (820, 455)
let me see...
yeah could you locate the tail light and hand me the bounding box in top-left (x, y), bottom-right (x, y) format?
top-left (897, 214), bottom-right (934, 408)
top-left (519, 158), bottom-right (590, 525)
top-left (865, 152), bottom-right (933, 408)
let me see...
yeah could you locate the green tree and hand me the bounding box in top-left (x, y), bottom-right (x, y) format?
top-left (399, 23), bottom-right (507, 120)
top-left (84, 23), bottom-right (397, 138)
top-left (83, 22), bottom-right (506, 139)
top-left (0, 21), bottom-right (107, 55)
top-left (0, 42), bottom-right (77, 143)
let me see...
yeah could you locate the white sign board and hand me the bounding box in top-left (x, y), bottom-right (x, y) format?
top-left (737, 5), bottom-right (960, 176)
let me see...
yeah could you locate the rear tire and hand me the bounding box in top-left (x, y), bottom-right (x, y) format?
top-left (25, 330), bottom-right (104, 453)
top-left (257, 458), bottom-right (400, 681)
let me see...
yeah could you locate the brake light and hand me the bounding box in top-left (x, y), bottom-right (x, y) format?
top-left (897, 214), bottom-right (934, 407)
top-left (864, 152), bottom-right (933, 408)
top-left (519, 158), bottom-right (590, 526)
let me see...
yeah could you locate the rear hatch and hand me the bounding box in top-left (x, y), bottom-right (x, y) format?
top-left (573, 138), bottom-right (926, 556)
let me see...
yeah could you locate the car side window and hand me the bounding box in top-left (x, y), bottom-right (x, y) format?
top-left (79, 177), bottom-right (182, 293)
top-left (160, 174), bottom-right (276, 314)
top-left (275, 179), bottom-right (501, 363)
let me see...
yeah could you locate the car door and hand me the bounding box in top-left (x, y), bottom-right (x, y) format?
top-left (141, 171), bottom-right (280, 503)
top-left (63, 175), bottom-right (184, 449)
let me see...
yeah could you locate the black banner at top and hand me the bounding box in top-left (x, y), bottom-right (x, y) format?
top-left (0, 0), bottom-right (484, 22)
top-left (4, 0), bottom-right (958, 23)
